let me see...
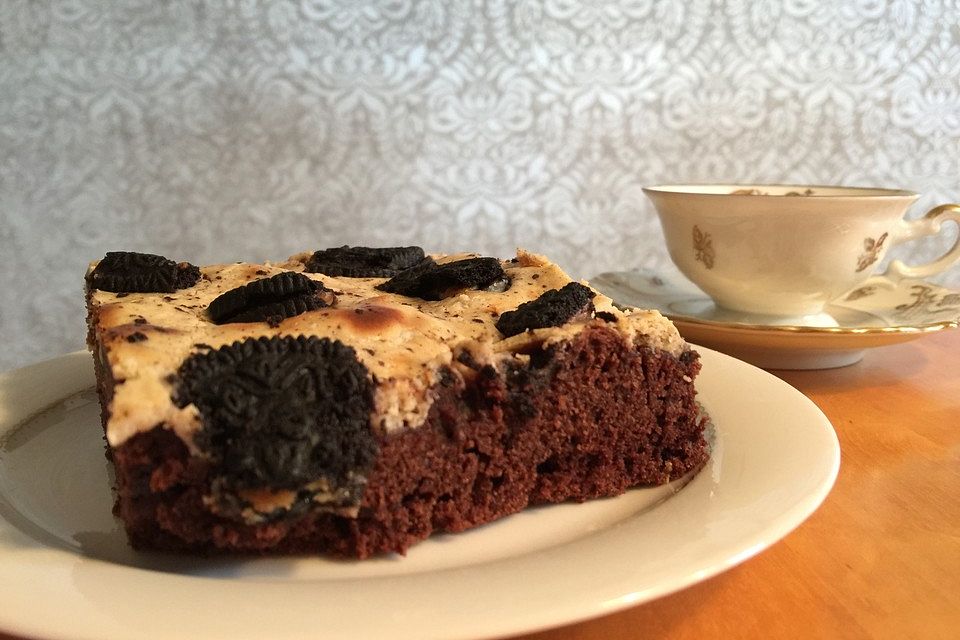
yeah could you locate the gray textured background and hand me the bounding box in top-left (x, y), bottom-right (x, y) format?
top-left (2, 0), bottom-right (959, 371)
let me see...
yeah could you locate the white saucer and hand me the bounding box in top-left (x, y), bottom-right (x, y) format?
top-left (590, 267), bottom-right (960, 369)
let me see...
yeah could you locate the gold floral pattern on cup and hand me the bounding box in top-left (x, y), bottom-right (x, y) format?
top-left (894, 285), bottom-right (960, 320)
top-left (844, 285), bottom-right (877, 301)
top-left (645, 185), bottom-right (960, 316)
top-left (856, 232), bottom-right (888, 272)
top-left (693, 225), bottom-right (715, 269)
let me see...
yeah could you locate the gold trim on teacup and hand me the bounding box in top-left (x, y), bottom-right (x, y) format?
top-left (729, 188), bottom-right (815, 196)
top-left (644, 184), bottom-right (919, 199)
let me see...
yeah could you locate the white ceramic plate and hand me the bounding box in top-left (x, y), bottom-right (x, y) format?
top-left (0, 349), bottom-right (839, 640)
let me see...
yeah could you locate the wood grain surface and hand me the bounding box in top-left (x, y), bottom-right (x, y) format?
top-left (1, 331), bottom-right (957, 640)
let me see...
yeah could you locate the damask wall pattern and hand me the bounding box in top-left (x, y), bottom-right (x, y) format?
top-left (1, 0), bottom-right (959, 370)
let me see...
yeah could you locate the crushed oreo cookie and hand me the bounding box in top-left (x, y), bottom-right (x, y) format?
top-left (210, 480), bottom-right (368, 523)
top-left (377, 257), bottom-right (505, 300)
top-left (207, 272), bottom-right (333, 325)
top-left (87, 251), bottom-right (201, 293)
top-left (495, 282), bottom-right (596, 337)
top-left (174, 336), bottom-right (376, 496)
top-left (304, 245), bottom-right (426, 278)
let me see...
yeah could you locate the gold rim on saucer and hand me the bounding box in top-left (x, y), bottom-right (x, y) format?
top-left (668, 316), bottom-right (957, 351)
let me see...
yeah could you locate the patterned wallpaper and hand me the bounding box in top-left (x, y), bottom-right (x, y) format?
top-left (2, 0), bottom-right (959, 371)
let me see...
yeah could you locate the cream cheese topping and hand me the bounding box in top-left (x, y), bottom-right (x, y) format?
top-left (89, 249), bottom-right (687, 450)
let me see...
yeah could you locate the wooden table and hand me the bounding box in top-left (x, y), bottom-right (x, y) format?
top-left (510, 330), bottom-right (960, 640)
top-left (1, 332), bottom-right (957, 640)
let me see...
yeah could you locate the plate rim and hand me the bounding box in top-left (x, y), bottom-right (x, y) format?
top-left (0, 348), bottom-right (840, 640)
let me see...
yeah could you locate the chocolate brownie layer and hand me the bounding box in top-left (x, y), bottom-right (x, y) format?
top-left (109, 325), bottom-right (704, 558)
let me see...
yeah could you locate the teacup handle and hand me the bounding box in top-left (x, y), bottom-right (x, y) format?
top-left (883, 203), bottom-right (960, 281)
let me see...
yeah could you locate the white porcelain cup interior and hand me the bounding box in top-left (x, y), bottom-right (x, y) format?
top-left (644, 184), bottom-right (960, 316)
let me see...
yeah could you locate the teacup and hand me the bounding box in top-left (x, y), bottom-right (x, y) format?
top-left (643, 184), bottom-right (960, 317)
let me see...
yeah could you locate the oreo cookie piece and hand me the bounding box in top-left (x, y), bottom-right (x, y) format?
top-left (304, 245), bottom-right (426, 278)
top-left (377, 257), bottom-right (505, 300)
top-left (372, 257), bottom-right (437, 296)
top-left (174, 336), bottom-right (376, 495)
top-left (207, 272), bottom-right (333, 325)
top-left (87, 251), bottom-right (201, 293)
top-left (495, 282), bottom-right (596, 337)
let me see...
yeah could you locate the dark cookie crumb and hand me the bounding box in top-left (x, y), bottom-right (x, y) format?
top-left (207, 272), bottom-right (333, 325)
top-left (304, 245), bottom-right (426, 278)
top-left (126, 332), bottom-right (148, 343)
top-left (595, 311), bottom-right (618, 323)
top-left (175, 263), bottom-right (201, 289)
top-left (495, 282), bottom-right (596, 337)
top-left (377, 257), bottom-right (505, 300)
top-left (87, 251), bottom-right (201, 293)
top-left (173, 335), bottom-right (376, 495)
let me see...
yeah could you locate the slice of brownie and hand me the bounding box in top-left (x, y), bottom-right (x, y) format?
top-left (85, 248), bottom-right (707, 558)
